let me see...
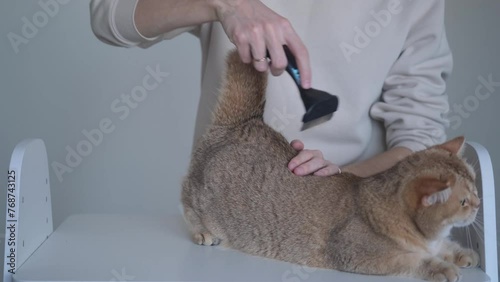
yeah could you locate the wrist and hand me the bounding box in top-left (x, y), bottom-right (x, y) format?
top-left (206, 0), bottom-right (225, 21)
top-left (210, 0), bottom-right (246, 21)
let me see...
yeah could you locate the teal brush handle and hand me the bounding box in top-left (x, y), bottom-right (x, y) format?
top-left (282, 46), bottom-right (302, 88)
top-left (267, 46), bottom-right (339, 126)
top-left (267, 46), bottom-right (302, 88)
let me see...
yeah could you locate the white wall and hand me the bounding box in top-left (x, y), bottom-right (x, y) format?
top-left (445, 2), bottom-right (500, 152)
top-left (0, 0), bottom-right (499, 277)
top-left (0, 1), bottom-right (202, 273)
top-left (444, 3), bottom-right (500, 277)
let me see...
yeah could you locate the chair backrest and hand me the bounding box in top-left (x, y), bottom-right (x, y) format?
top-left (3, 139), bottom-right (53, 282)
top-left (451, 142), bottom-right (498, 282)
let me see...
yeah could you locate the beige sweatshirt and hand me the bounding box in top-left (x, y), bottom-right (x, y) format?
top-left (89, 0), bottom-right (453, 166)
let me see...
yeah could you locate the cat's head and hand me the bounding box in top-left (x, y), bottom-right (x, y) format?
top-left (399, 137), bottom-right (479, 236)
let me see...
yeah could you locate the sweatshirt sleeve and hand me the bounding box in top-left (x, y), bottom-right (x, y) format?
top-left (89, 0), bottom-right (197, 48)
top-left (370, 1), bottom-right (453, 152)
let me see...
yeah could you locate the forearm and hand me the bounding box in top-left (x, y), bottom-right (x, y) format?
top-left (342, 147), bottom-right (412, 177)
top-left (135, 0), bottom-right (222, 38)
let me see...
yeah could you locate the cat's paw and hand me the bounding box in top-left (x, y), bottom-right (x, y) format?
top-left (422, 260), bottom-right (461, 282)
top-left (454, 248), bottom-right (479, 268)
top-left (193, 232), bottom-right (221, 246)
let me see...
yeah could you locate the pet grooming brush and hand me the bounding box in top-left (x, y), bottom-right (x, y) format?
top-left (268, 46), bottom-right (339, 131)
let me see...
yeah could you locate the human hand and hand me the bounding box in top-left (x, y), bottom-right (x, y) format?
top-left (288, 140), bottom-right (341, 176)
top-left (214, 0), bottom-right (311, 88)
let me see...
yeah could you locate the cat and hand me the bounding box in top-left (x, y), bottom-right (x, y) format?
top-left (181, 50), bottom-right (480, 282)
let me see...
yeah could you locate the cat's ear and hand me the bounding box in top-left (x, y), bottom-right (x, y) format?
top-left (414, 174), bottom-right (456, 207)
top-left (435, 136), bottom-right (466, 156)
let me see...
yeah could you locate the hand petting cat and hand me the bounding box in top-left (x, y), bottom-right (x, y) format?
top-left (288, 139), bottom-right (341, 176)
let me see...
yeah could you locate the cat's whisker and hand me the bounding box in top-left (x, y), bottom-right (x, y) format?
top-left (473, 220), bottom-right (484, 234)
top-left (475, 210), bottom-right (484, 219)
top-left (470, 159), bottom-right (480, 170)
top-left (469, 164), bottom-right (477, 172)
top-left (473, 227), bottom-right (484, 243)
top-left (468, 226), bottom-right (475, 249)
top-left (470, 224), bottom-right (484, 245)
top-left (473, 215), bottom-right (484, 225)
top-left (474, 217), bottom-right (484, 225)
top-left (465, 226), bottom-right (472, 249)
top-left (474, 223), bottom-right (485, 233)
top-left (473, 212), bottom-right (484, 223)
top-left (472, 218), bottom-right (484, 232)
top-left (468, 164), bottom-right (478, 174)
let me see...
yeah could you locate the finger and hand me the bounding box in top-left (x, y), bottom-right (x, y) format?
top-left (314, 163), bottom-right (341, 177)
top-left (237, 43), bottom-right (252, 64)
top-left (250, 27), bottom-right (269, 72)
top-left (290, 139), bottom-right (304, 151)
top-left (285, 35), bottom-right (311, 88)
top-left (233, 31), bottom-right (252, 64)
top-left (288, 149), bottom-right (323, 172)
top-left (289, 150), bottom-right (323, 170)
top-left (265, 29), bottom-right (287, 76)
top-left (293, 157), bottom-right (328, 176)
top-left (288, 150), bottom-right (315, 171)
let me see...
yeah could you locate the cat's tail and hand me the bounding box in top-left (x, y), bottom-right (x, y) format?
top-left (211, 50), bottom-right (268, 127)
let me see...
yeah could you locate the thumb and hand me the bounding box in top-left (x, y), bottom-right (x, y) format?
top-left (290, 139), bottom-right (304, 151)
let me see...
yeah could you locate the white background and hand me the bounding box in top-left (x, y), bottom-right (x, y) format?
top-left (1, 0), bottom-right (499, 277)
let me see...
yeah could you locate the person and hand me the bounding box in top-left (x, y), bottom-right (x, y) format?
top-left (90, 0), bottom-right (453, 178)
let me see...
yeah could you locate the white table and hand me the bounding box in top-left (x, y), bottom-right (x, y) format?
top-left (4, 139), bottom-right (497, 282)
top-left (12, 213), bottom-right (491, 282)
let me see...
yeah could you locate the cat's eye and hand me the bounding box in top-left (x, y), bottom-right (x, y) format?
top-left (460, 199), bottom-right (467, 206)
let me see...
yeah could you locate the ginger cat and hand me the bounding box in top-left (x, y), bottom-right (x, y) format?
top-left (181, 50), bottom-right (480, 282)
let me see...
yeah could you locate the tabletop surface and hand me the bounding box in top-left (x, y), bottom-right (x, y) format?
top-left (13, 213), bottom-right (490, 282)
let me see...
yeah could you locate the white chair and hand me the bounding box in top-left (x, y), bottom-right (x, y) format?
top-left (3, 139), bottom-right (498, 282)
